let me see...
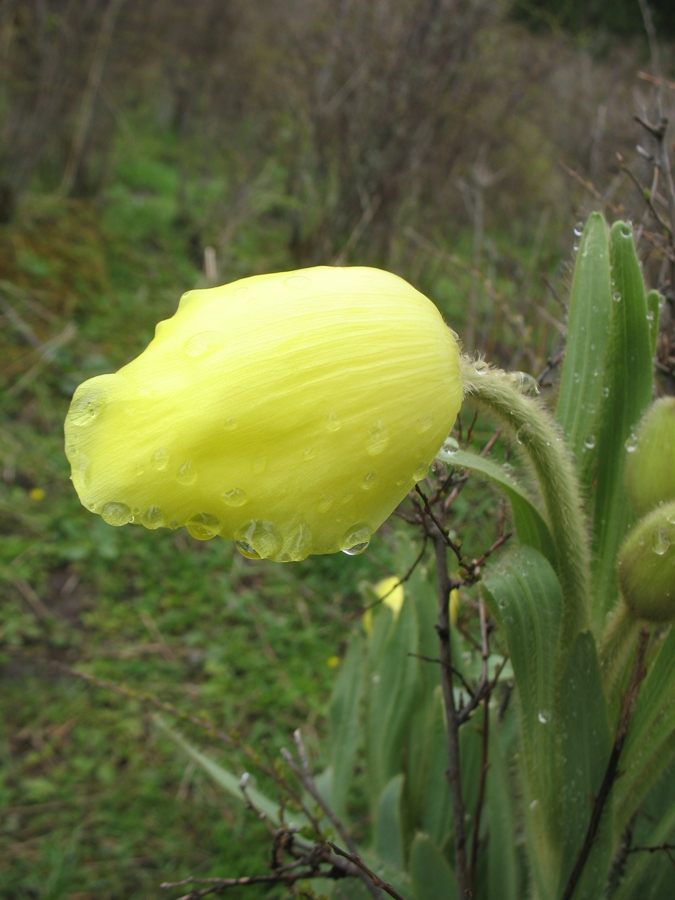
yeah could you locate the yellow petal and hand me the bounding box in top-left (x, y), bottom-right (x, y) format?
top-left (65, 266), bottom-right (462, 561)
top-left (374, 576), bottom-right (405, 617)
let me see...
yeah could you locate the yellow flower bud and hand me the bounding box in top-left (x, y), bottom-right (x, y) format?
top-left (625, 398), bottom-right (675, 518)
top-left (617, 501), bottom-right (675, 623)
top-left (65, 267), bottom-right (461, 561)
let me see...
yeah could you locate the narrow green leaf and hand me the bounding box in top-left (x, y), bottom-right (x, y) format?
top-left (482, 545), bottom-right (563, 894)
top-left (557, 631), bottom-right (613, 899)
top-left (487, 710), bottom-right (520, 900)
top-left (615, 626), bottom-right (675, 829)
top-left (328, 633), bottom-right (365, 820)
top-left (366, 596), bottom-right (420, 807)
top-left (152, 715), bottom-right (306, 829)
top-left (418, 688), bottom-right (453, 848)
top-left (647, 289), bottom-right (661, 357)
top-left (556, 211), bottom-right (612, 485)
top-left (612, 777), bottom-right (675, 900)
top-left (410, 832), bottom-right (458, 900)
top-left (591, 221), bottom-right (653, 624)
top-left (437, 447), bottom-right (557, 571)
top-left (374, 774), bottom-right (405, 871)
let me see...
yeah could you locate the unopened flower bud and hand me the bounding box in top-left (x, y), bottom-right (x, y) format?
top-left (625, 398), bottom-right (675, 518)
top-left (617, 501), bottom-right (675, 623)
top-left (65, 267), bottom-right (462, 561)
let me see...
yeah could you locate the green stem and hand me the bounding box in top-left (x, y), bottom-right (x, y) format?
top-left (461, 357), bottom-right (591, 647)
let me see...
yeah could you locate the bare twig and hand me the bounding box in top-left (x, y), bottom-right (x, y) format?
top-left (432, 529), bottom-right (471, 897)
top-left (327, 842), bottom-right (408, 900)
top-left (287, 731), bottom-right (386, 899)
top-left (559, 628), bottom-right (650, 900)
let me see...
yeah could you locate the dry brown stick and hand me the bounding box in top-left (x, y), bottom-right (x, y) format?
top-left (432, 528), bottom-right (471, 897)
top-left (281, 731), bottom-right (383, 900)
top-left (327, 842), bottom-right (408, 900)
top-left (559, 628), bottom-right (650, 900)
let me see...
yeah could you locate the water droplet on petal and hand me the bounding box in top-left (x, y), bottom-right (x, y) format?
top-left (366, 422), bottom-right (389, 456)
top-left (537, 710), bottom-right (551, 724)
top-left (613, 292), bottom-right (622, 303)
top-left (498, 597), bottom-right (509, 609)
top-left (284, 274), bottom-right (311, 289)
top-left (222, 488), bottom-right (247, 507)
top-left (151, 448), bottom-right (169, 471)
top-left (653, 528), bottom-right (670, 556)
top-left (418, 413), bottom-right (434, 433)
top-left (143, 506), bottom-right (164, 529)
top-left (625, 433), bottom-right (638, 453)
top-left (413, 462), bottom-right (429, 482)
top-left (573, 221), bottom-right (583, 237)
top-left (236, 520), bottom-right (282, 559)
top-left (236, 541), bottom-right (261, 559)
top-left (187, 512), bottom-right (221, 540)
top-left (362, 471), bottom-right (377, 490)
top-left (101, 502), bottom-right (133, 527)
top-left (177, 460), bottom-right (196, 485)
top-left (224, 417), bottom-right (237, 432)
top-left (474, 360), bottom-right (487, 375)
top-left (341, 523), bottom-right (371, 556)
top-left (584, 434), bottom-right (596, 450)
top-left (303, 447), bottom-right (317, 461)
top-left (326, 412), bottom-right (341, 432)
top-left (68, 390), bottom-right (106, 426)
top-left (283, 522), bottom-right (313, 561)
top-left (184, 331), bottom-right (220, 357)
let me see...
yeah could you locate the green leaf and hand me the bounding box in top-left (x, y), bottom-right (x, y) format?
top-left (487, 709), bottom-right (520, 900)
top-left (374, 774), bottom-right (405, 871)
top-left (152, 715), bottom-right (307, 829)
top-left (591, 221), bottom-right (653, 625)
top-left (366, 596), bottom-right (420, 807)
top-left (437, 447), bottom-right (557, 571)
top-left (328, 632), bottom-right (365, 820)
top-left (557, 631), bottom-right (613, 899)
top-left (409, 832), bottom-right (458, 900)
top-left (482, 545), bottom-right (563, 894)
top-left (556, 211), bottom-right (612, 487)
top-left (646, 289), bottom-right (661, 357)
top-left (615, 626), bottom-right (675, 829)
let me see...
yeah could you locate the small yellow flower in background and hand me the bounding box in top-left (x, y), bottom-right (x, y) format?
top-left (449, 587), bottom-right (460, 625)
top-left (327, 655), bottom-right (341, 669)
top-left (362, 575), bottom-right (405, 634)
top-left (29, 487), bottom-right (46, 502)
top-left (65, 267), bottom-right (462, 561)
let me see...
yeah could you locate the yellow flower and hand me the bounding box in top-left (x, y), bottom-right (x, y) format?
top-left (29, 487), bottom-right (46, 502)
top-left (65, 267), bottom-right (462, 561)
top-left (362, 575), bottom-right (405, 634)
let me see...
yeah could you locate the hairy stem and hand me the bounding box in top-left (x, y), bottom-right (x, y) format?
top-left (460, 357), bottom-right (591, 648)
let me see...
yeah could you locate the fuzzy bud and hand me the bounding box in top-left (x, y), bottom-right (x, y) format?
top-left (617, 501), bottom-right (675, 623)
top-left (625, 398), bottom-right (675, 518)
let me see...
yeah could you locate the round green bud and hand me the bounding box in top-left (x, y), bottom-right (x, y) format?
top-left (625, 398), bottom-right (675, 518)
top-left (617, 501), bottom-right (675, 623)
